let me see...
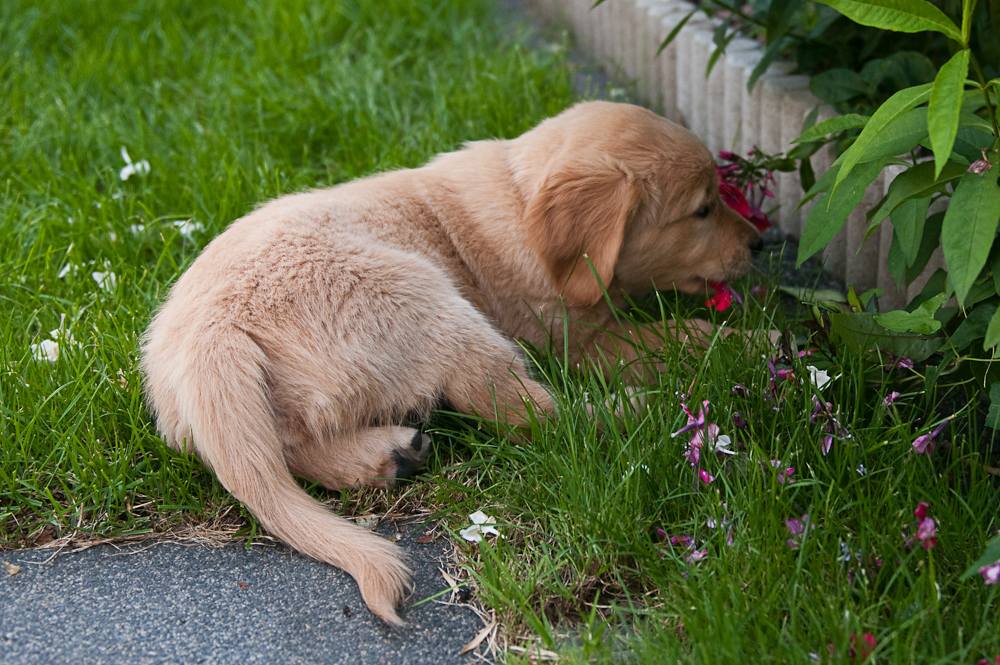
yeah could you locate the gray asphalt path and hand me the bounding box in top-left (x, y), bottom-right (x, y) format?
top-left (0, 521), bottom-right (483, 665)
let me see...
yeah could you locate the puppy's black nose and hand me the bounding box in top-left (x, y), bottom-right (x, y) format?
top-left (751, 236), bottom-right (764, 254)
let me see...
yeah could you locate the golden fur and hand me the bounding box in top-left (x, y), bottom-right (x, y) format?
top-left (141, 101), bottom-right (760, 627)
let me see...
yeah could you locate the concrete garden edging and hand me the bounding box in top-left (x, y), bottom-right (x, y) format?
top-left (529, 0), bottom-right (947, 310)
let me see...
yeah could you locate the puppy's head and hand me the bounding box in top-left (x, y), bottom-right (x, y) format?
top-left (514, 102), bottom-right (760, 307)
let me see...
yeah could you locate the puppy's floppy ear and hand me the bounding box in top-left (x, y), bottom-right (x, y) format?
top-left (524, 158), bottom-right (642, 307)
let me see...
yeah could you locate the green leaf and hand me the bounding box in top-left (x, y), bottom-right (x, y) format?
top-left (888, 229), bottom-right (907, 286)
top-left (832, 83), bottom-right (933, 196)
top-left (798, 159), bottom-right (891, 264)
top-left (830, 311), bottom-right (943, 360)
top-left (949, 303), bottom-right (997, 350)
top-left (855, 106), bottom-right (929, 163)
top-left (928, 50), bottom-right (972, 178)
top-left (747, 36), bottom-right (792, 91)
top-left (812, 0), bottom-right (963, 42)
top-left (961, 532), bottom-right (1000, 577)
top-left (985, 304), bottom-right (1000, 349)
top-left (706, 25), bottom-right (738, 79)
top-left (794, 113), bottom-right (871, 144)
top-left (875, 293), bottom-right (946, 333)
top-left (942, 169), bottom-right (1000, 306)
top-left (809, 69), bottom-right (874, 104)
top-left (657, 9), bottom-right (698, 56)
top-left (890, 195), bottom-right (933, 264)
top-left (868, 161), bottom-right (966, 229)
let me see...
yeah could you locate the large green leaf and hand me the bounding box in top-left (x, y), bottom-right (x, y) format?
top-left (890, 195), bottom-right (933, 264)
top-left (948, 303), bottom-right (997, 350)
top-left (875, 293), bottom-right (946, 333)
top-left (961, 532), bottom-right (1000, 577)
top-left (829, 311), bottom-right (943, 361)
top-left (809, 69), bottom-right (874, 104)
top-left (928, 49), bottom-right (972, 178)
top-left (985, 301), bottom-right (1000, 349)
top-left (869, 160), bottom-right (966, 229)
top-left (832, 83), bottom-right (933, 196)
top-left (794, 113), bottom-right (871, 144)
top-left (797, 159), bottom-right (891, 264)
top-left (813, 0), bottom-right (963, 42)
top-left (942, 167), bottom-right (1000, 306)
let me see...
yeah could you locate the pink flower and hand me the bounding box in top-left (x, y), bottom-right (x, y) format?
top-left (705, 285), bottom-right (733, 311)
top-left (672, 400), bottom-right (708, 439)
top-left (786, 514), bottom-right (809, 549)
top-left (848, 633), bottom-right (877, 661)
top-left (705, 281), bottom-right (743, 312)
top-left (884, 354), bottom-right (914, 371)
top-left (699, 469), bottom-right (715, 485)
top-left (883, 391), bottom-right (902, 406)
top-left (718, 177), bottom-right (751, 217)
top-left (980, 561), bottom-right (1000, 585)
top-left (912, 417), bottom-right (951, 454)
top-left (917, 517), bottom-right (937, 549)
top-left (910, 503), bottom-right (937, 550)
top-left (770, 459), bottom-right (795, 484)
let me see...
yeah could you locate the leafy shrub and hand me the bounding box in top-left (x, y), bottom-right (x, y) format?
top-left (794, 0), bottom-right (999, 419)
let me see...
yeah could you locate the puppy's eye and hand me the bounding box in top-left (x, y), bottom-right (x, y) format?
top-left (695, 204), bottom-right (711, 218)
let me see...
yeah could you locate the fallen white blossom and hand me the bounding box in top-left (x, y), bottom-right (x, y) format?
top-left (119, 146), bottom-right (150, 181)
top-left (459, 510), bottom-right (501, 543)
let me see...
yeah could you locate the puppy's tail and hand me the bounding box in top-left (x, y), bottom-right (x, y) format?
top-left (176, 328), bottom-right (411, 628)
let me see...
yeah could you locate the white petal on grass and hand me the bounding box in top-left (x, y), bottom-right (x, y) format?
top-left (31, 339), bottom-right (60, 362)
top-left (174, 219), bottom-right (203, 237)
top-left (92, 270), bottom-right (117, 292)
top-left (119, 146), bottom-right (151, 181)
top-left (461, 510), bottom-right (501, 542)
top-left (57, 264), bottom-right (76, 279)
top-left (806, 365), bottom-right (832, 390)
top-left (713, 434), bottom-right (736, 455)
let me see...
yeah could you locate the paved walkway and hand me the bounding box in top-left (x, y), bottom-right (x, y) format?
top-left (0, 521), bottom-right (484, 665)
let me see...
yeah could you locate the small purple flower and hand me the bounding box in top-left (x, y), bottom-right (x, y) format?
top-left (671, 400), bottom-right (708, 438)
top-left (821, 434), bottom-right (833, 456)
top-left (916, 517), bottom-right (937, 549)
top-left (980, 561), bottom-right (1000, 585)
top-left (732, 412), bottom-right (747, 428)
top-left (909, 503), bottom-right (937, 550)
top-left (912, 417), bottom-right (951, 455)
top-left (699, 469), bottom-right (715, 485)
top-left (770, 459), bottom-right (795, 484)
top-left (731, 384), bottom-right (749, 397)
top-left (785, 515), bottom-right (809, 548)
top-left (685, 548), bottom-right (708, 564)
top-left (884, 354), bottom-right (914, 371)
top-left (883, 391), bottom-right (902, 407)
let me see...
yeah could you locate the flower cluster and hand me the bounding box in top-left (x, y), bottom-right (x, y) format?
top-left (716, 150), bottom-right (775, 235)
top-left (671, 400), bottom-right (732, 468)
top-left (905, 502), bottom-right (937, 550)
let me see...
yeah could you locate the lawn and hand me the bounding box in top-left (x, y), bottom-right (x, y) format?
top-left (1, 0), bottom-right (998, 662)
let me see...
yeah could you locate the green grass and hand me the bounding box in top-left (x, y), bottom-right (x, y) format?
top-left (2, 0), bottom-right (998, 662)
top-left (0, 0), bottom-right (575, 540)
top-left (433, 286), bottom-right (1000, 662)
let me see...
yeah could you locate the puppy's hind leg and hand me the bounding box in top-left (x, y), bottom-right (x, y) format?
top-left (442, 332), bottom-right (556, 434)
top-left (285, 425), bottom-right (432, 492)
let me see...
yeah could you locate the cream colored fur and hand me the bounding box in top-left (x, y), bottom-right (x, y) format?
top-left (141, 101), bottom-right (761, 627)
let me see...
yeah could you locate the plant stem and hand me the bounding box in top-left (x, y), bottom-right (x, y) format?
top-left (969, 52), bottom-right (1000, 139)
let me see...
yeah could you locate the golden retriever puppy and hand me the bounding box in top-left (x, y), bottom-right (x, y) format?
top-left (141, 101), bottom-right (760, 627)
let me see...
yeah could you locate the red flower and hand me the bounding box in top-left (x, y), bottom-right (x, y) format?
top-left (848, 633), bottom-right (877, 661)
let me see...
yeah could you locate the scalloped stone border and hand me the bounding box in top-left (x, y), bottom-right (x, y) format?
top-left (528, 0), bottom-right (946, 309)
